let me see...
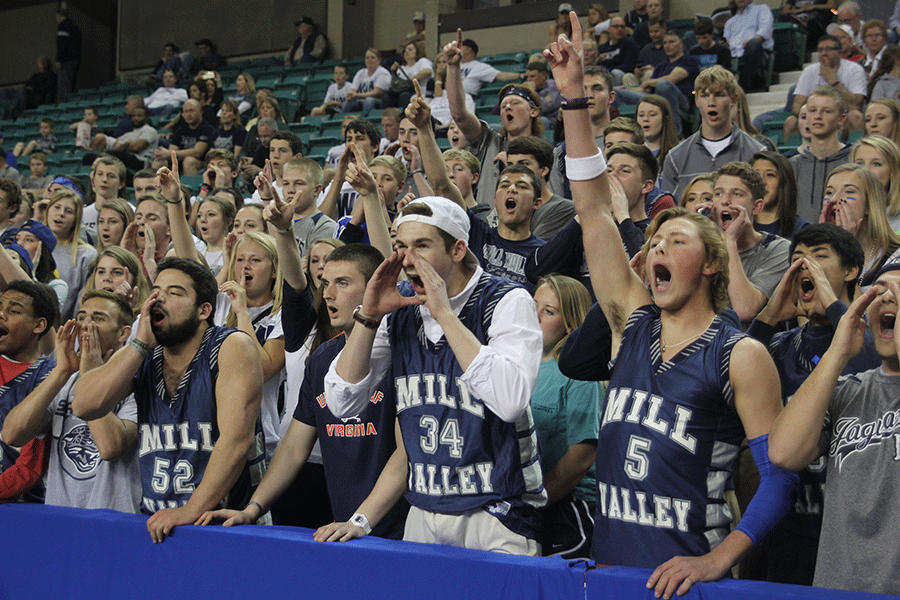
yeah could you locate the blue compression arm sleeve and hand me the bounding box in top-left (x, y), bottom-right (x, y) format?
top-left (735, 434), bottom-right (799, 545)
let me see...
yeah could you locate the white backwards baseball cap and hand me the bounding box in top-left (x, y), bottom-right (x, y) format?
top-left (394, 196), bottom-right (480, 269)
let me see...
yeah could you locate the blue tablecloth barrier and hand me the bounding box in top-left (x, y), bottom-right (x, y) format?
top-left (0, 503), bottom-right (896, 600)
top-left (584, 564), bottom-right (899, 600)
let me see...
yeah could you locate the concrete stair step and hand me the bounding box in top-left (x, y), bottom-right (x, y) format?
top-left (777, 70), bottom-right (804, 85)
top-left (747, 90), bottom-right (791, 107)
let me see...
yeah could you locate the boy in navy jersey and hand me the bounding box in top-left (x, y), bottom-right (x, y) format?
top-left (196, 196), bottom-right (407, 537)
top-left (747, 223), bottom-right (877, 584)
top-left (769, 265), bottom-right (900, 595)
top-left (546, 13), bottom-right (797, 597)
top-left (405, 84), bottom-right (545, 293)
top-left (0, 280), bottom-right (58, 503)
top-left (317, 196), bottom-right (546, 554)
top-left (73, 255), bottom-right (266, 543)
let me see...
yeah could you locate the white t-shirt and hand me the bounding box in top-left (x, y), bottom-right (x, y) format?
top-left (324, 82), bottom-right (353, 105)
top-left (430, 93), bottom-right (475, 125)
top-left (248, 182), bottom-right (283, 205)
top-left (351, 66), bottom-right (392, 95)
top-left (397, 57), bottom-right (434, 88)
top-left (214, 294), bottom-right (285, 460)
top-left (459, 59), bottom-right (500, 95)
top-left (794, 59), bottom-right (868, 97)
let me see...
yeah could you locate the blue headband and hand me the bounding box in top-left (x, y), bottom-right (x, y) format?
top-left (499, 87), bottom-right (539, 108)
top-left (50, 176), bottom-right (84, 202)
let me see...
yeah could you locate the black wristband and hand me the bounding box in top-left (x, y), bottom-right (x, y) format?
top-left (560, 96), bottom-right (590, 111)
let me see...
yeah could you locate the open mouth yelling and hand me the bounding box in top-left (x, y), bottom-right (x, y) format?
top-left (407, 273), bottom-right (425, 294)
top-left (653, 264), bottom-right (671, 292)
top-left (504, 197), bottom-right (517, 211)
top-left (879, 312), bottom-right (896, 340)
top-left (718, 211), bottom-right (734, 229)
top-left (0, 325), bottom-right (8, 344)
top-left (799, 277), bottom-right (815, 302)
top-left (149, 306), bottom-right (166, 326)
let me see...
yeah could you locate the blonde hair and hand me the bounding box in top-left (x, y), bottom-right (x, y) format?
top-left (48, 190), bottom-right (89, 266)
top-left (640, 208), bottom-right (731, 313)
top-left (850, 135), bottom-right (900, 219)
top-left (442, 149), bottom-right (481, 176)
top-left (284, 157), bottom-right (324, 187)
top-left (827, 164), bottom-right (900, 266)
top-left (679, 173), bottom-right (717, 208)
top-left (535, 274), bottom-right (591, 359)
top-left (97, 198), bottom-right (135, 250)
top-left (694, 65), bottom-right (738, 98)
top-left (224, 232), bottom-right (283, 328)
top-left (866, 99), bottom-right (900, 144)
top-left (83, 246), bottom-right (150, 308)
top-left (368, 155), bottom-right (407, 184)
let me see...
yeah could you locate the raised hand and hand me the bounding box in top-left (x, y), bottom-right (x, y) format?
top-left (254, 159), bottom-right (274, 200)
top-left (345, 143), bottom-right (378, 197)
top-left (543, 11), bottom-right (584, 100)
top-left (443, 29), bottom-right (463, 66)
top-left (405, 80), bottom-right (432, 129)
top-left (262, 184), bottom-right (296, 232)
top-left (157, 149), bottom-right (182, 203)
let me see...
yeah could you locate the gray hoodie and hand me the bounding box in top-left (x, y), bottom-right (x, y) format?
top-left (789, 143), bottom-right (851, 224)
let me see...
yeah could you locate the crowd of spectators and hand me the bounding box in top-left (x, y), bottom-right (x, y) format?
top-left (2, 2), bottom-right (900, 597)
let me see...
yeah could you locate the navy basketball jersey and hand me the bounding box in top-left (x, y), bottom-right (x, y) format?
top-left (294, 333), bottom-right (408, 539)
top-left (134, 326), bottom-right (266, 514)
top-left (765, 321), bottom-right (879, 540)
top-left (592, 305), bottom-right (745, 566)
top-left (468, 214), bottom-right (545, 293)
top-left (387, 273), bottom-right (545, 539)
top-left (0, 356), bottom-right (55, 502)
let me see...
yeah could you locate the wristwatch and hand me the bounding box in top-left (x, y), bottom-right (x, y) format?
top-left (352, 305), bottom-right (381, 329)
top-left (350, 512), bottom-right (372, 534)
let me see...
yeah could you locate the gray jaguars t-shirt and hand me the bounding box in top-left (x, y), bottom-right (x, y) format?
top-left (45, 373), bottom-right (141, 513)
top-left (815, 367), bottom-right (900, 595)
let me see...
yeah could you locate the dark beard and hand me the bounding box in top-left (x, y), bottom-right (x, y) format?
top-left (151, 311), bottom-right (201, 347)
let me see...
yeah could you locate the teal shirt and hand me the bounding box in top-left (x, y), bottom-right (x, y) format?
top-left (530, 359), bottom-right (604, 503)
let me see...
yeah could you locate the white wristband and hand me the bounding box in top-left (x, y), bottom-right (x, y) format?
top-left (565, 151), bottom-right (607, 181)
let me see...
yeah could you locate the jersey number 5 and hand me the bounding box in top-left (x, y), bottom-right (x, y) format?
top-left (624, 435), bottom-right (651, 481)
